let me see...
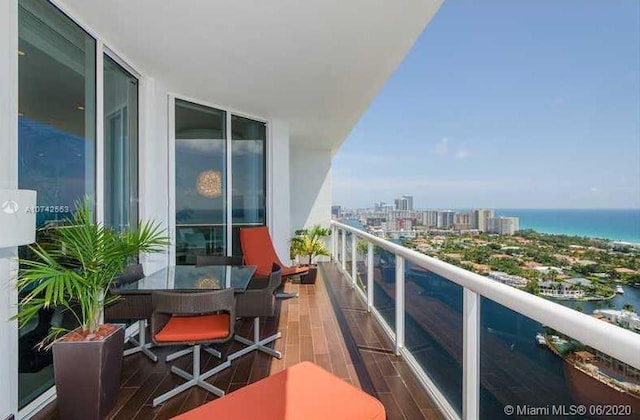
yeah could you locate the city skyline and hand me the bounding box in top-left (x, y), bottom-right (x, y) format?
top-left (332, 1), bottom-right (640, 210)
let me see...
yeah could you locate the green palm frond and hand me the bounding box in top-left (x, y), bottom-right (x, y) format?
top-left (15, 197), bottom-right (169, 346)
top-left (290, 224), bottom-right (331, 265)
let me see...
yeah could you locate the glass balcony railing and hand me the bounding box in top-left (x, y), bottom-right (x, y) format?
top-left (331, 221), bottom-right (640, 420)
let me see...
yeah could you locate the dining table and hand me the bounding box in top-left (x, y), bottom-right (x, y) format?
top-left (106, 265), bottom-right (257, 321)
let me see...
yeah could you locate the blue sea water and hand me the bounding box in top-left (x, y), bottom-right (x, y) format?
top-left (495, 209), bottom-right (640, 243)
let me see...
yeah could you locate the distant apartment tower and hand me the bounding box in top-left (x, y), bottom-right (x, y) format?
top-left (487, 216), bottom-right (520, 235)
top-left (474, 209), bottom-right (495, 232)
top-left (454, 211), bottom-right (473, 230)
top-left (437, 210), bottom-right (456, 229)
top-left (421, 210), bottom-right (438, 227)
top-left (394, 195), bottom-right (413, 211)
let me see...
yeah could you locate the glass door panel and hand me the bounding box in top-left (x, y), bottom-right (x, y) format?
top-left (17, 0), bottom-right (96, 408)
top-left (104, 55), bottom-right (138, 231)
top-left (231, 115), bottom-right (266, 255)
top-left (175, 100), bottom-right (227, 264)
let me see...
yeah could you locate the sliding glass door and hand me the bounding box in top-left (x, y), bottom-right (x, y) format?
top-left (17, 0), bottom-right (96, 408)
top-left (175, 100), bottom-right (227, 264)
top-left (104, 56), bottom-right (138, 231)
top-left (231, 115), bottom-right (266, 255)
top-left (174, 102), bottom-right (266, 262)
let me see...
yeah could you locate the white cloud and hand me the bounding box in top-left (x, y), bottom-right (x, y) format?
top-left (435, 138), bottom-right (449, 155)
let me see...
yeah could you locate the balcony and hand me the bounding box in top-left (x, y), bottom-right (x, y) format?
top-left (31, 263), bottom-right (444, 420)
top-left (29, 221), bottom-right (640, 420)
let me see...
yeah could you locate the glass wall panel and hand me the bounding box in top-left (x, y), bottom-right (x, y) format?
top-left (104, 55), bottom-right (138, 231)
top-left (345, 232), bottom-right (353, 277)
top-left (230, 115), bottom-right (266, 256)
top-left (175, 100), bottom-right (226, 264)
top-left (372, 245), bottom-right (396, 333)
top-left (17, 0), bottom-right (96, 408)
top-left (404, 262), bottom-right (463, 415)
top-left (480, 298), bottom-right (598, 420)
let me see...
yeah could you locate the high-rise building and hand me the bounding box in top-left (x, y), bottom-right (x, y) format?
top-left (331, 205), bottom-right (342, 218)
top-left (487, 216), bottom-right (520, 235)
top-left (421, 210), bottom-right (438, 227)
top-left (474, 209), bottom-right (495, 232)
top-left (437, 210), bottom-right (455, 229)
top-left (394, 195), bottom-right (413, 211)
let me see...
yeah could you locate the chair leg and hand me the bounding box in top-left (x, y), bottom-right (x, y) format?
top-left (166, 346), bottom-right (194, 362)
top-left (204, 346), bottom-right (222, 358)
top-left (123, 320), bottom-right (158, 362)
top-left (228, 317), bottom-right (282, 361)
top-left (153, 344), bottom-right (230, 407)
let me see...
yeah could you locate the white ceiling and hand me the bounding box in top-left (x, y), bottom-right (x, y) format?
top-left (59, 0), bottom-right (443, 151)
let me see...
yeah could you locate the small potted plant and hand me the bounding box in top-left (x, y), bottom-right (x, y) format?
top-left (290, 224), bottom-right (331, 284)
top-left (16, 199), bottom-right (168, 420)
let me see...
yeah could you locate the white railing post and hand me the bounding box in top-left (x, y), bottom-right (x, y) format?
top-left (351, 234), bottom-right (357, 286)
top-left (341, 229), bottom-right (346, 271)
top-left (463, 288), bottom-right (480, 420)
top-left (367, 242), bottom-right (374, 311)
top-left (331, 225), bottom-right (336, 259)
top-left (395, 255), bottom-right (405, 354)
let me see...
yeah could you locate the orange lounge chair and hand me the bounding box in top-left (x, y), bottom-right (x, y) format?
top-left (171, 361), bottom-right (386, 420)
top-left (240, 226), bottom-right (308, 298)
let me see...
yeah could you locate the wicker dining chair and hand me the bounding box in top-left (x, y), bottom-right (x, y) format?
top-left (150, 289), bottom-right (235, 407)
top-left (228, 263), bottom-right (283, 361)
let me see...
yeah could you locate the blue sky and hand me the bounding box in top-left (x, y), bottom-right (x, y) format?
top-left (332, 0), bottom-right (640, 209)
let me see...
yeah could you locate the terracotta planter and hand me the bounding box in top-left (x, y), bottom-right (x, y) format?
top-left (53, 325), bottom-right (124, 420)
top-left (300, 266), bottom-right (318, 284)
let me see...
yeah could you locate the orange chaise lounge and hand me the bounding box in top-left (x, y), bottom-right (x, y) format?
top-left (171, 361), bottom-right (386, 420)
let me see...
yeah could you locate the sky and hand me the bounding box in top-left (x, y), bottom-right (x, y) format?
top-left (332, 0), bottom-right (640, 210)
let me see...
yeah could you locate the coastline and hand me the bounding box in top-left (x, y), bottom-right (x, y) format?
top-left (494, 208), bottom-right (640, 244)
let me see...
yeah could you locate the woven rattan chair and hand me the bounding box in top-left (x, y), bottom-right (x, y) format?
top-left (150, 289), bottom-right (235, 407)
top-left (229, 263), bottom-right (283, 361)
top-left (110, 264), bottom-right (158, 362)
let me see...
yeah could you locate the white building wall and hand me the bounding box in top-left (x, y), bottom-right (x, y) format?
top-left (269, 120), bottom-right (291, 265)
top-left (139, 77), bottom-right (171, 275)
top-left (290, 146), bottom-right (332, 257)
top-left (0, 0), bottom-right (19, 417)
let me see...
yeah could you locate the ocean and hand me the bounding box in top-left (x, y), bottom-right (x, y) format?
top-left (494, 208), bottom-right (640, 243)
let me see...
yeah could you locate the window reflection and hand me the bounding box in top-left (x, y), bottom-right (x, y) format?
top-left (17, 0), bottom-right (96, 408)
top-left (175, 100), bottom-right (227, 263)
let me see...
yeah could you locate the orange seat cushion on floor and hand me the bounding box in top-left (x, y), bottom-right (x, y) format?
top-left (155, 314), bottom-right (230, 343)
top-left (171, 361), bottom-right (386, 420)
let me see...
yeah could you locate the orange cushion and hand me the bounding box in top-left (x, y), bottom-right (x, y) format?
top-left (241, 227), bottom-right (309, 278)
top-left (171, 361), bottom-right (386, 420)
top-left (282, 265), bottom-right (309, 277)
top-left (155, 314), bottom-right (230, 343)
top-left (240, 227), bottom-right (280, 275)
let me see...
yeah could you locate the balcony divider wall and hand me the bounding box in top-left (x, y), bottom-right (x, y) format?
top-left (331, 221), bottom-right (640, 420)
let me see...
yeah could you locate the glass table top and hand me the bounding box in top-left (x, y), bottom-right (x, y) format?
top-left (113, 265), bottom-right (257, 293)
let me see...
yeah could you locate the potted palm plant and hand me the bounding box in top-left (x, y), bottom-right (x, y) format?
top-left (16, 199), bottom-right (168, 420)
top-left (290, 225), bottom-right (331, 284)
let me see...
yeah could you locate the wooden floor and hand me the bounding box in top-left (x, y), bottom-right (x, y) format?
top-left (34, 262), bottom-right (443, 420)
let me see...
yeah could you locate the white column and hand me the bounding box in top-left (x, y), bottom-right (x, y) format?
top-left (367, 242), bottom-right (374, 311)
top-left (463, 288), bottom-right (480, 420)
top-left (395, 255), bottom-right (405, 354)
top-left (0, 1), bottom-right (19, 417)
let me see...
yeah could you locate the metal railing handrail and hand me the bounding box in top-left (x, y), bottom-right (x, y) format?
top-left (331, 220), bottom-right (640, 370)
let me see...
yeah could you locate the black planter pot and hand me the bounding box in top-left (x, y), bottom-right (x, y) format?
top-left (53, 325), bottom-right (124, 420)
top-left (300, 266), bottom-right (318, 284)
